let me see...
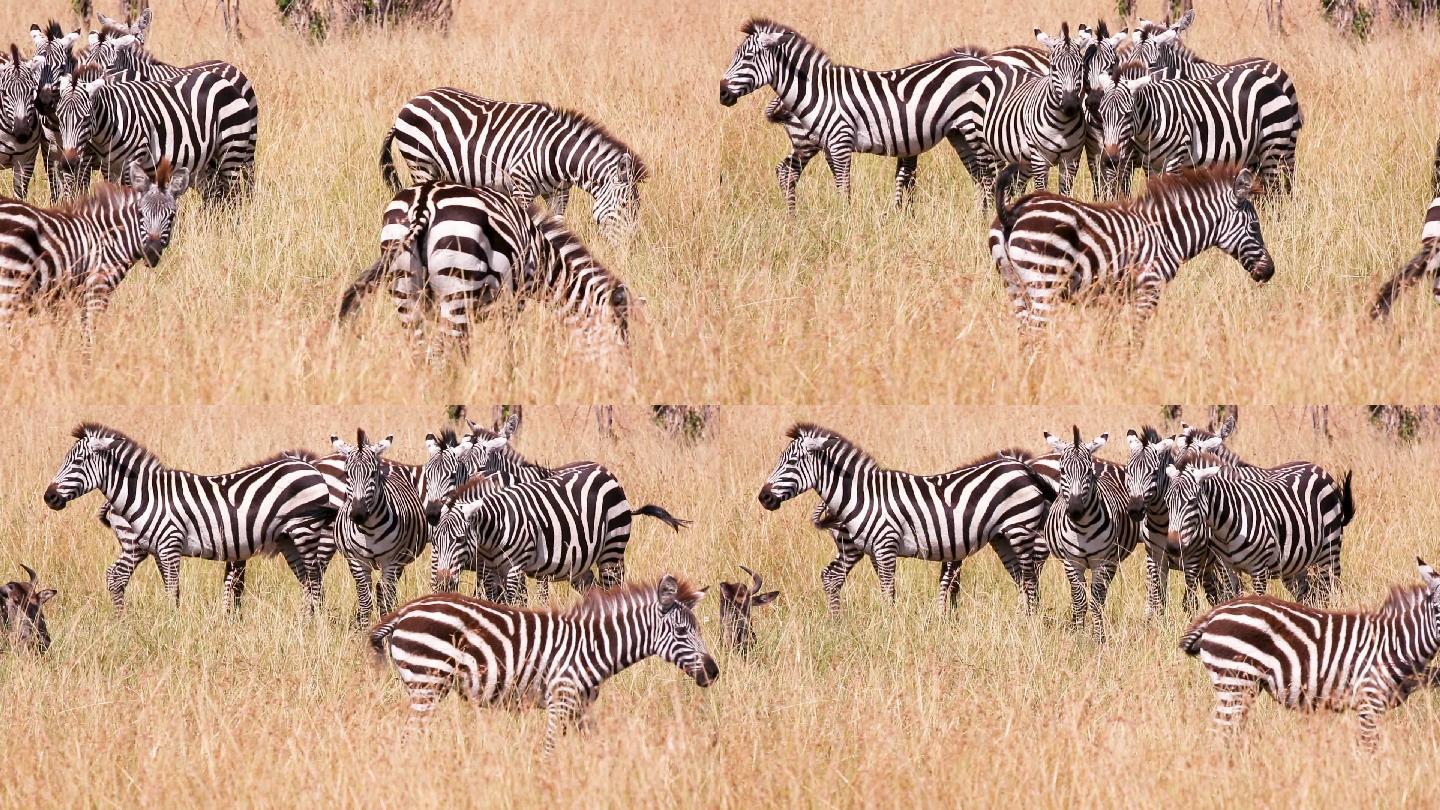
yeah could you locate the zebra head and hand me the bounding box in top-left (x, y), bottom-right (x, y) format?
top-left (1213, 169), bottom-right (1274, 283)
top-left (1135, 10), bottom-right (1195, 73)
top-left (758, 427), bottom-right (832, 511)
top-left (28, 21), bottom-right (78, 77)
top-left (48, 64), bottom-right (104, 185)
top-left (421, 429), bottom-right (476, 525)
top-left (44, 426), bottom-right (119, 510)
top-left (1044, 426), bottom-right (1108, 520)
top-left (429, 495), bottom-right (474, 593)
top-left (720, 21), bottom-right (789, 106)
top-left (1081, 21), bottom-right (1131, 93)
top-left (653, 575), bottom-right (718, 687)
top-left (1124, 427), bottom-right (1174, 520)
top-left (1035, 23), bottom-right (1096, 119)
top-left (130, 159), bottom-right (190, 267)
top-left (0, 45), bottom-right (45, 142)
top-left (1086, 62), bottom-right (1148, 198)
top-left (592, 152), bottom-right (647, 239)
top-left (332, 429), bottom-right (394, 523)
top-left (1163, 462), bottom-right (1220, 555)
top-left (1, 565), bottom-right (56, 653)
top-left (717, 566), bottom-right (779, 652)
top-left (82, 30), bottom-right (140, 74)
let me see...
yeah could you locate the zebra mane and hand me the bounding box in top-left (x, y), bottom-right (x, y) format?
top-left (950, 44), bottom-right (991, 57)
top-left (436, 427), bottom-right (459, 448)
top-left (97, 20), bottom-right (133, 40)
top-left (1140, 425), bottom-right (1164, 445)
top-left (55, 181), bottom-right (138, 218)
top-left (71, 422), bottom-right (161, 464)
top-left (529, 208), bottom-right (627, 294)
top-left (1116, 165), bottom-right (1244, 213)
top-left (740, 18), bottom-right (830, 64)
top-left (904, 49), bottom-right (966, 68)
top-left (1114, 59), bottom-right (1148, 80)
top-left (44, 20), bottom-right (66, 40)
top-left (996, 447), bottom-right (1036, 462)
top-left (450, 473), bottom-right (495, 500)
top-left (568, 576), bottom-right (704, 618)
top-left (1378, 584), bottom-right (1433, 619)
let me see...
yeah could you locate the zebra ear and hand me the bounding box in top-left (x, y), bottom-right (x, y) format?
top-left (111, 34), bottom-right (137, 50)
top-left (500, 413), bottom-right (520, 439)
top-left (755, 30), bottom-right (785, 50)
top-left (425, 434), bottom-right (442, 457)
top-left (1034, 29), bottom-right (1054, 48)
top-left (87, 436), bottom-right (117, 453)
top-left (1044, 432), bottom-right (1066, 452)
top-left (97, 11), bottom-right (118, 28)
top-left (1156, 438), bottom-right (1175, 452)
top-left (798, 436), bottom-right (829, 454)
top-left (1191, 466), bottom-right (1222, 483)
top-left (135, 8), bottom-right (154, 41)
top-left (61, 30), bottom-right (81, 49)
top-left (331, 435), bottom-right (354, 454)
top-left (127, 161), bottom-right (150, 191)
top-left (1173, 9), bottom-right (1196, 32)
top-left (1219, 411), bottom-right (1237, 438)
top-left (1087, 433), bottom-right (1109, 453)
top-left (479, 436), bottom-right (507, 455)
top-left (166, 166), bottom-right (190, 197)
top-left (1165, 464), bottom-right (1180, 481)
top-left (87, 30), bottom-right (100, 47)
top-left (1126, 430), bottom-right (1143, 454)
top-left (1418, 558), bottom-right (1440, 591)
top-left (657, 575), bottom-right (679, 609)
top-left (457, 433), bottom-right (476, 450)
top-left (1197, 436), bottom-right (1223, 452)
top-left (371, 435), bottom-right (393, 454)
top-left (1234, 169), bottom-right (1255, 202)
top-left (30, 24), bottom-right (45, 51)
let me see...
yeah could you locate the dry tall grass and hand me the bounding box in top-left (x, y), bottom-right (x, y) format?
top-left (1, 1), bottom-right (1438, 403)
top-left (2, 405), bottom-right (1439, 806)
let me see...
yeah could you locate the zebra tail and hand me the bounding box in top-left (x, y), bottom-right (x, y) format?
top-left (994, 164), bottom-right (1022, 238)
top-left (379, 127), bottom-right (401, 192)
top-left (1339, 470), bottom-right (1356, 527)
top-left (632, 504), bottom-right (692, 531)
top-left (369, 612), bottom-right (401, 664)
top-left (1370, 245), bottom-right (1437, 320)
top-left (337, 258), bottom-right (388, 321)
top-left (1179, 612), bottom-right (1211, 656)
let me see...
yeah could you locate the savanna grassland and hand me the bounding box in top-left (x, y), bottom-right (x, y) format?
top-left (1, 0), bottom-right (1439, 403)
top-left (2, 405), bottom-right (1440, 807)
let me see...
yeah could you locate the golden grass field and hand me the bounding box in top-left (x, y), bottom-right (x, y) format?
top-left (3, 405), bottom-right (1440, 807)
top-left (1, 0), bottom-right (1439, 403)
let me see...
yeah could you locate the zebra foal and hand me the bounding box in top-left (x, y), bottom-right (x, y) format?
top-left (989, 163), bottom-right (1273, 329)
top-left (370, 576), bottom-right (718, 756)
top-left (1182, 559), bottom-right (1440, 751)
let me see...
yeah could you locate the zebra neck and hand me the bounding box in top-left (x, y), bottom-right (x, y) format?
top-left (1381, 602), bottom-right (1440, 673)
top-left (73, 206), bottom-right (144, 268)
top-left (811, 453), bottom-right (873, 520)
top-left (1144, 498), bottom-right (1168, 533)
top-left (1144, 195), bottom-right (1220, 264)
top-left (99, 455), bottom-right (164, 514)
top-left (569, 604), bottom-right (656, 681)
top-left (769, 42), bottom-right (830, 118)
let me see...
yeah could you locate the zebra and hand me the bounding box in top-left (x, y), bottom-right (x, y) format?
top-left (962, 24), bottom-right (1096, 199)
top-left (1084, 60), bottom-right (1151, 198)
top-left (990, 163), bottom-right (1274, 329)
top-left (42, 423), bottom-right (335, 612)
top-left (718, 18), bottom-right (993, 208)
top-left (1039, 428), bottom-right (1141, 642)
top-left (419, 427), bottom-right (479, 524)
top-left (369, 576), bottom-right (718, 756)
top-left (378, 87), bottom-right (647, 240)
top-left (760, 45), bottom-right (1045, 213)
top-left (28, 22), bottom-right (79, 201)
top-left (0, 44), bottom-right (48, 199)
top-left (1164, 456), bottom-right (1354, 605)
top-left (46, 62), bottom-right (256, 203)
top-left (1, 564), bottom-right (56, 653)
top-left (1087, 60), bottom-right (1299, 194)
top-left (0, 159), bottom-right (189, 346)
top-left (757, 423), bottom-right (1055, 614)
top-left (1181, 559), bottom-right (1440, 751)
top-left (1078, 22), bottom-right (1136, 199)
top-left (330, 430), bottom-right (429, 626)
top-left (336, 181), bottom-right (634, 361)
top-left (1371, 135), bottom-right (1440, 319)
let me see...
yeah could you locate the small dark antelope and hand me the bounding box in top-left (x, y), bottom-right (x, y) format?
top-left (717, 565), bottom-right (779, 651)
top-left (2, 565), bottom-right (57, 652)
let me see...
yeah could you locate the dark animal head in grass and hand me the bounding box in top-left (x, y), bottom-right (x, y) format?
top-left (717, 566), bottom-right (779, 651)
top-left (2, 565), bottom-right (56, 653)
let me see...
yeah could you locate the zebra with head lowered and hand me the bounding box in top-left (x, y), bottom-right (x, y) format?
top-left (719, 18), bottom-right (993, 209)
top-left (1182, 559), bottom-right (1440, 751)
top-left (0, 44), bottom-right (50, 200)
top-left (379, 88), bottom-right (646, 241)
top-left (46, 61), bottom-right (255, 203)
top-left (329, 430), bottom-right (428, 626)
top-left (758, 423), bottom-right (1055, 615)
top-left (1371, 135), bottom-right (1440, 319)
top-left (337, 181), bottom-right (635, 361)
top-left (990, 163), bottom-right (1273, 329)
top-left (42, 424), bottom-right (335, 612)
top-left (962, 23), bottom-right (1095, 199)
top-left (371, 576), bottom-right (718, 757)
top-left (0, 159), bottom-right (188, 346)
top-left (1165, 450), bottom-right (1354, 605)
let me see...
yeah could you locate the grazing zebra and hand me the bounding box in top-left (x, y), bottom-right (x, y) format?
top-left (1371, 136), bottom-right (1440, 319)
top-left (1087, 60), bottom-right (1299, 194)
top-left (369, 576), bottom-right (718, 756)
top-left (46, 63), bottom-right (256, 203)
top-left (718, 18), bottom-right (992, 208)
top-left (330, 431), bottom-right (429, 626)
top-left (0, 160), bottom-right (189, 344)
top-left (430, 461), bottom-right (689, 601)
top-left (757, 423), bottom-right (1055, 614)
top-left (1084, 60), bottom-right (1150, 199)
top-left (1164, 456), bottom-right (1354, 605)
top-left (990, 163), bottom-right (1274, 329)
top-left (1, 565), bottom-right (56, 653)
top-left (337, 181), bottom-right (634, 360)
top-left (378, 87), bottom-right (647, 240)
top-left (760, 45), bottom-right (1044, 213)
top-left (964, 24), bottom-right (1095, 198)
top-left (1040, 428), bottom-right (1141, 642)
top-left (42, 424), bottom-right (335, 611)
top-left (717, 566), bottom-right (780, 652)
top-left (1182, 559), bottom-right (1440, 751)
top-left (0, 45), bottom-right (48, 199)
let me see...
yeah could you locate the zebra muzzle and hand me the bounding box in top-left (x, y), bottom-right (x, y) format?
top-left (141, 240), bottom-right (165, 267)
top-left (694, 656), bottom-right (720, 686)
top-left (719, 84), bottom-right (739, 107)
top-left (42, 485), bottom-right (67, 511)
top-left (757, 486), bottom-right (781, 511)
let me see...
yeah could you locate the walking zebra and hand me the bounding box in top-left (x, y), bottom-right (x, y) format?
top-left (1086, 61), bottom-right (1299, 194)
top-left (337, 181), bottom-right (634, 360)
top-left (757, 423), bottom-right (1055, 614)
top-left (370, 576), bottom-right (718, 756)
top-left (1371, 136), bottom-right (1440, 319)
top-left (990, 163), bottom-right (1274, 329)
top-left (0, 45), bottom-right (47, 199)
top-left (42, 424), bottom-right (335, 611)
top-left (330, 431), bottom-right (429, 626)
top-left (760, 45), bottom-right (1044, 212)
top-left (46, 62), bottom-right (255, 202)
top-left (1182, 560), bottom-right (1440, 750)
top-left (963, 24), bottom-right (1095, 198)
top-left (1040, 428), bottom-right (1142, 642)
top-left (718, 18), bottom-right (992, 208)
top-left (1164, 456), bottom-right (1354, 605)
top-left (0, 160), bottom-right (189, 345)
top-left (378, 88), bottom-right (646, 240)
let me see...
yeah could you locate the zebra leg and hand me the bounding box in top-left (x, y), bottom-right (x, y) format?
top-left (893, 156), bottom-right (918, 210)
top-left (936, 561), bottom-right (962, 610)
top-left (155, 545), bottom-right (182, 607)
top-left (1210, 673), bottom-right (1259, 735)
top-left (278, 531), bottom-right (326, 610)
top-left (347, 558), bottom-right (376, 627)
top-left (223, 561), bottom-right (247, 614)
top-left (1062, 561), bottom-right (1089, 631)
top-left (1133, 262), bottom-right (1169, 321)
top-left (105, 545), bottom-right (147, 612)
top-left (534, 576), bottom-right (551, 606)
top-left (776, 143), bottom-right (818, 213)
top-left (869, 537), bottom-right (899, 604)
top-left (820, 543), bottom-right (864, 617)
top-left (543, 679), bottom-right (583, 759)
top-left (377, 562), bottom-right (405, 617)
top-left (822, 136), bottom-right (855, 200)
top-left (12, 154), bottom-right (34, 200)
top-left (1144, 545), bottom-right (1167, 621)
top-left (398, 663), bottom-right (452, 723)
top-left (1028, 156), bottom-right (1051, 193)
top-left (1089, 563), bottom-right (1118, 644)
top-left (596, 559), bottom-right (625, 590)
top-left (1356, 678), bottom-right (1391, 752)
top-left (80, 273), bottom-right (120, 354)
